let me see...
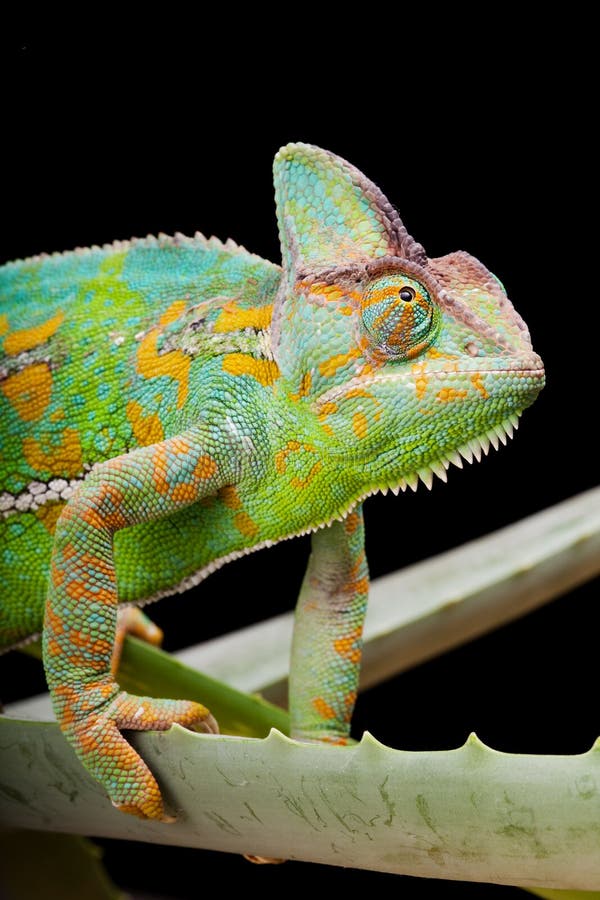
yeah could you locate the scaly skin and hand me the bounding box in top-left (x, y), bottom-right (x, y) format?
top-left (0, 144), bottom-right (544, 819)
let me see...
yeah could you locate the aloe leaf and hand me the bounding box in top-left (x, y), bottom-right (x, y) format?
top-left (1, 717), bottom-right (600, 890)
top-left (4, 489), bottom-right (600, 892)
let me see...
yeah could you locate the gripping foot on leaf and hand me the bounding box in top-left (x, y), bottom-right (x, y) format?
top-left (68, 689), bottom-right (218, 821)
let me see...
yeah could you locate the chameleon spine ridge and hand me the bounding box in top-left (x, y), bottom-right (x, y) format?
top-left (1, 231), bottom-right (282, 272)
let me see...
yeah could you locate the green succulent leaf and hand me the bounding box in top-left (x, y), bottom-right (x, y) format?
top-left (1, 718), bottom-right (600, 890)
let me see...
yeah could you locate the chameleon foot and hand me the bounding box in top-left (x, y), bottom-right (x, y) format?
top-left (111, 606), bottom-right (164, 676)
top-left (67, 689), bottom-right (218, 820)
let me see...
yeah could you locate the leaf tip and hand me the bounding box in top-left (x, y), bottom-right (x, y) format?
top-left (358, 731), bottom-right (387, 750)
top-left (463, 732), bottom-right (491, 751)
top-left (265, 728), bottom-right (296, 747)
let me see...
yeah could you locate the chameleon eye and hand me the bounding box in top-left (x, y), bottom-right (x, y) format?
top-left (362, 273), bottom-right (439, 360)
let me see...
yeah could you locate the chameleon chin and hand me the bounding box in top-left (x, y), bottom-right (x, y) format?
top-left (0, 143), bottom-right (544, 820)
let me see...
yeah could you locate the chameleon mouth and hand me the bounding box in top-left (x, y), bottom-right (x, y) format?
top-left (297, 412), bottom-right (523, 535)
top-left (378, 412), bottom-right (521, 497)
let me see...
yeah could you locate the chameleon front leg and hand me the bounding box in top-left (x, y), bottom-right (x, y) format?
top-left (289, 505), bottom-right (368, 744)
top-left (43, 428), bottom-right (230, 820)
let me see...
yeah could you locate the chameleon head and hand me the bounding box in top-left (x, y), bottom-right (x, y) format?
top-left (272, 143), bottom-right (544, 495)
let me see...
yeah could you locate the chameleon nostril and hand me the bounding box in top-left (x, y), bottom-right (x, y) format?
top-left (465, 342), bottom-right (479, 357)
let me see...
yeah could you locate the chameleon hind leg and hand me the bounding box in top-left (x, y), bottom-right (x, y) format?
top-left (289, 504), bottom-right (368, 743)
top-left (43, 429), bottom-right (226, 820)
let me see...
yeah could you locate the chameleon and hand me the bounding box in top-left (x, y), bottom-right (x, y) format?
top-left (0, 143), bottom-right (544, 821)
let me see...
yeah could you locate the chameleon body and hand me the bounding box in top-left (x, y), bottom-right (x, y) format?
top-left (0, 144), bottom-right (544, 819)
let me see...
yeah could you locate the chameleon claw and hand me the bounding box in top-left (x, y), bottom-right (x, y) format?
top-left (160, 813), bottom-right (178, 824)
top-left (193, 712), bottom-right (219, 735)
top-left (111, 799), bottom-right (171, 821)
top-left (111, 801), bottom-right (176, 823)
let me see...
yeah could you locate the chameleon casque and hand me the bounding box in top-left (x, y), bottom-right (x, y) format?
top-left (0, 144), bottom-right (544, 821)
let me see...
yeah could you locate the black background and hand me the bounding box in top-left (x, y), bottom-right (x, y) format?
top-left (1, 23), bottom-right (597, 898)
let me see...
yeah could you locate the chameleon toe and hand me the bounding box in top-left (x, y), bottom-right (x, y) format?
top-left (192, 712), bottom-right (219, 735)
